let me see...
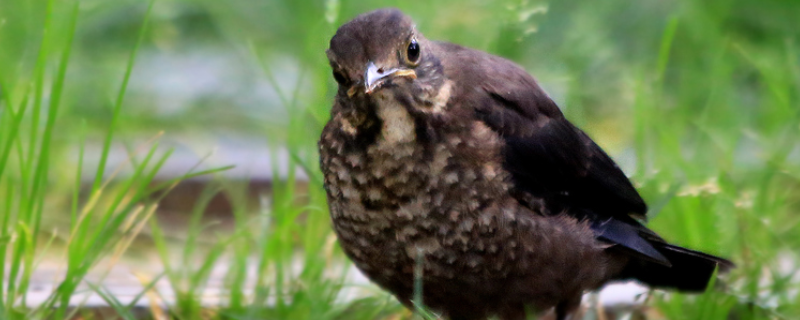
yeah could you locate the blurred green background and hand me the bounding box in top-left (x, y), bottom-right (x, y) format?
top-left (1, 0), bottom-right (799, 319)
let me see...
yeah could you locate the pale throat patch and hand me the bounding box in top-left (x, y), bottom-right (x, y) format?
top-left (429, 80), bottom-right (453, 114)
top-left (371, 80), bottom-right (453, 144)
top-left (375, 94), bottom-right (416, 145)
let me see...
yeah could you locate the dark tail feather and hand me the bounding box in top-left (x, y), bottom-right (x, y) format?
top-left (619, 243), bottom-right (735, 292)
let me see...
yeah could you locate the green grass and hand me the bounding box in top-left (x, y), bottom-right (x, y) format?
top-left (1, 0), bottom-right (799, 319)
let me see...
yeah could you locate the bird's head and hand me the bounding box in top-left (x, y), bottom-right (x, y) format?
top-left (326, 8), bottom-right (445, 103)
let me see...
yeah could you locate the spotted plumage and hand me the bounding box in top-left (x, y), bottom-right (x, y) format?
top-left (319, 8), bottom-right (732, 320)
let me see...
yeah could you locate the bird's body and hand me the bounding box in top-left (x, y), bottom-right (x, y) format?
top-left (319, 9), bottom-right (732, 320)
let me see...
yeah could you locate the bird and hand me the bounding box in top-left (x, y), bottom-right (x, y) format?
top-left (318, 8), bottom-right (733, 320)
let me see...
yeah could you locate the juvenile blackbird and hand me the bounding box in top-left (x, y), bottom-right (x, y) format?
top-left (319, 8), bottom-right (733, 320)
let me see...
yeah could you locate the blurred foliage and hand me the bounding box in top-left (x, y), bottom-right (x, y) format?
top-left (1, 0), bottom-right (800, 319)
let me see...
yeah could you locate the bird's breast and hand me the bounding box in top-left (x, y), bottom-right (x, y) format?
top-left (319, 115), bottom-right (517, 277)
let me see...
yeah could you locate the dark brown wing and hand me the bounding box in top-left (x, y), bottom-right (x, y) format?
top-left (465, 56), bottom-right (670, 265)
top-left (478, 90), bottom-right (646, 215)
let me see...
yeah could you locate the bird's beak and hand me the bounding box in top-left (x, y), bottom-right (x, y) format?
top-left (363, 61), bottom-right (416, 94)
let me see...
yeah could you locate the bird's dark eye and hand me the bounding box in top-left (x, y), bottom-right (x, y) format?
top-left (407, 39), bottom-right (420, 63)
top-left (332, 70), bottom-right (348, 85)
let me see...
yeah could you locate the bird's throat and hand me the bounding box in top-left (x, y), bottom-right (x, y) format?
top-left (374, 94), bottom-right (416, 145)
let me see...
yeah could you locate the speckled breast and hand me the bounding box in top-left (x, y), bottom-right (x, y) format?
top-left (318, 108), bottom-right (522, 286)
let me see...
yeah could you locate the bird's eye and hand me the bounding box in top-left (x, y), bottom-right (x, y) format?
top-left (332, 70), bottom-right (348, 85)
top-left (407, 39), bottom-right (420, 64)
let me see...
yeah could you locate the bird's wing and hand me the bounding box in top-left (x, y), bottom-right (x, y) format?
top-left (471, 62), bottom-right (670, 265)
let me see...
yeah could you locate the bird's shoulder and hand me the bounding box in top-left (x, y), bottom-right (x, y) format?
top-left (434, 40), bottom-right (646, 214)
top-left (429, 41), bottom-right (668, 263)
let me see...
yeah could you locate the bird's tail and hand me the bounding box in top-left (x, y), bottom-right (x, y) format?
top-left (618, 243), bottom-right (735, 292)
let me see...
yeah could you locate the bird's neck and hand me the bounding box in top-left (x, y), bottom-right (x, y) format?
top-left (373, 93), bottom-right (417, 146)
